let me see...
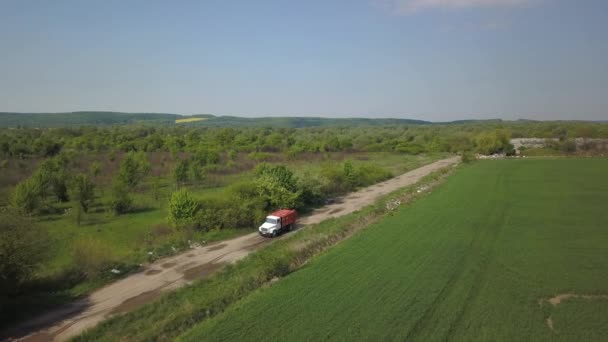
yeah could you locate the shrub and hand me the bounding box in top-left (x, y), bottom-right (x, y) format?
top-left (255, 164), bottom-right (301, 209)
top-left (168, 189), bottom-right (200, 228)
top-left (296, 173), bottom-right (325, 208)
top-left (461, 151), bottom-right (475, 163)
top-left (10, 178), bottom-right (41, 215)
top-left (0, 209), bottom-right (48, 294)
top-left (109, 181), bottom-right (132, 215)
top-left (356, 164), bottom-right (392, 186)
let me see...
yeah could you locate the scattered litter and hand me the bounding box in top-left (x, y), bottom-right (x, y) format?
top-left (148, 251), bottom-right (154, 255)
top-left (386, 199), bottom-right (401, 211)
top-left (171, 246), bottom-right (177, 252)
top-left (416, 185), bottom-right (429, 194)
top-left (110, 269), bottom-right (121, 274)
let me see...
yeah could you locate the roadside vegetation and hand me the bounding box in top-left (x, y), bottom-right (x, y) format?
top-left (73, 163), bottom-right (455, 341)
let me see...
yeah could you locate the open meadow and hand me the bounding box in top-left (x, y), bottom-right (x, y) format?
top-left (180, 158), bottom-right (608, 341)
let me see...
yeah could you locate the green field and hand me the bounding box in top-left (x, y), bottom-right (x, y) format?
top-left (180, 159), bottom-right (608, 341)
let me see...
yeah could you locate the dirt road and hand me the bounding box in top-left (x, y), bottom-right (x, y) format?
top-left (9, 156), bottom-right (459, 342)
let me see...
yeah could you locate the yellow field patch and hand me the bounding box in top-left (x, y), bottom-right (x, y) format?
top-left (175, 117), bottom-right (207, 124)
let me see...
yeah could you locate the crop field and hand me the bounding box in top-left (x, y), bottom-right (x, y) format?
top-left (175, 117), bottom-right (207, 124)
top-left (181, 159), bottom-right (608, 341)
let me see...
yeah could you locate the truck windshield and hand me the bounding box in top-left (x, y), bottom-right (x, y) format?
top-left (265, 217), bottom-right (277, 224)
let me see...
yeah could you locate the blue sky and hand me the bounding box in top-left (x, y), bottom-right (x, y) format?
top-left (1, 0), bottom-right (607, 121)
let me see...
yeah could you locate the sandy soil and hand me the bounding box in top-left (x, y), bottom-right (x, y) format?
top-left (7, 156), bottom-right (459, 342)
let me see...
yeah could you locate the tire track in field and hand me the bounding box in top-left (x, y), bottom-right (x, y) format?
top-left (405, 168), bottom-right (509, 341)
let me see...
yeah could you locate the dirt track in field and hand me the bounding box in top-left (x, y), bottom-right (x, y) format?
top-left (7, 156), bottom-right (459, 342)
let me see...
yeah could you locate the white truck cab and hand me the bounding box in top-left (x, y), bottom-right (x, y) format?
top-left (259, 215), bottom-right (281, 237)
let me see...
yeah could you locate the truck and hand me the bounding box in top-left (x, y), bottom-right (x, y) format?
top-left (258, 209), bottom-right (297, 238)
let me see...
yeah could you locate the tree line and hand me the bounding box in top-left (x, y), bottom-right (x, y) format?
top-left (2, 121), bottom-right (607, 159)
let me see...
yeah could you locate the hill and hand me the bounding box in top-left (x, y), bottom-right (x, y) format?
top-left (0, 112), bottom-right (431, 128)
top-left (0, 112), bottom-right (182, 127)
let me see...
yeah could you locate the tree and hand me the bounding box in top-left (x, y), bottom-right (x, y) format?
top-left (173, 159), bottom-right (189, 186)
top-left (33, 158), bottom-right (69, 202)
top-left (475, 129), bottom-right (514, 155)
top-left (70, 174), bottom-right (95, 213)
top-left (343, 160), bottom-right (357, 190)
top-left (189, 162), bottom-right (205, 183)
top-left (10, 178), bottom-right (40, 215)
top-left (118, 151), bottom-right (150, 189)
top-left (168, 189), bottom-right (200, 228)
top-left (109, 181), bottom-right (132, 215)
top-left (90, 161), bottom-right (102, 178)
top-left (0, 209), bottom-right (47, 294)
top-left (255, 164), bottom-right (301, 209)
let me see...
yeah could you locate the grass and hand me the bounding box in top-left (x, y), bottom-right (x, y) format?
top-left (179, 158), bottom-right (608, 341)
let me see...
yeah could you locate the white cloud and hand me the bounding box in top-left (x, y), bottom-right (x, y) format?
top-left (375, 0), bottom-right (534, 14)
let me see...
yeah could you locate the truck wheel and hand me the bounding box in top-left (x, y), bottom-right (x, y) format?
top-left (272, 231), bottom-right (277, 238)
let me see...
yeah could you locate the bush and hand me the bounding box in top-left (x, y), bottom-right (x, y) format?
top-left (0, 209), bottom-right (48, 294)
top-left (355, 164), bottom-right (392, 187)
top-left (255, 164), bottom-right (301, 210)
top-left (296, 173), bottom-right (325, 208)
top-left (109, 181), bottom-right (132, 215)
top-left (168, 189), bottom-right (200, 228)
top-left (71, 238), bottom-right (117, 280)
top-left (461, 151), bottom-right (475, 163)
top-left (10, 178), bottom-right (41, 215)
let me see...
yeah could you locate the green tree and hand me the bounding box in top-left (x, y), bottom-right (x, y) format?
top-left (70, 174), bottom-right (95, 213)
top-left (475, 129), bottom-right (514, 155)
top-left (255, 164), bottom-right (300, 209)
top-left (173, 159), bottom-right (189, 186)
top-left (189, 162), bottom-right (205, 183)
top-left (168, 188), bottom-right (200, 228)
top-left (10, 178), bottom-right (40, 215)
top-left (118, 151), bottom-right (150, 189)
top-left (343, 160), bottom-right (357, 190)
top-left (0, 209), bottom-right (47, 294)
top-left (109, 181), bottom-right (132, 215)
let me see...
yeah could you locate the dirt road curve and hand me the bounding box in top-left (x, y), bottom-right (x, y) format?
top-left (9, 156), bottom-right (459, 342)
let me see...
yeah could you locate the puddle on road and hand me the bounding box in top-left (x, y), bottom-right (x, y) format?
top-left (182, 262), bottom-right (227, 281)
top-left (145, 269), bottom-right (162, 276)
top-left (207, 243), bottom-right (228, 252)
top-left (329, 208), bottom-right (343, 214)
top-left (175, 261), bottom-right (196, 272)
top-left (111, 289), bottom-right (162, 315)
top-left (187, 253), bottom-right (195, 258)
top-left (161, 262), bottom-right (176, 269)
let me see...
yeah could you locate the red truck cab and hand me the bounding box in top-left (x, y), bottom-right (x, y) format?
top-left (258, 209), bottom-right (297, 238)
